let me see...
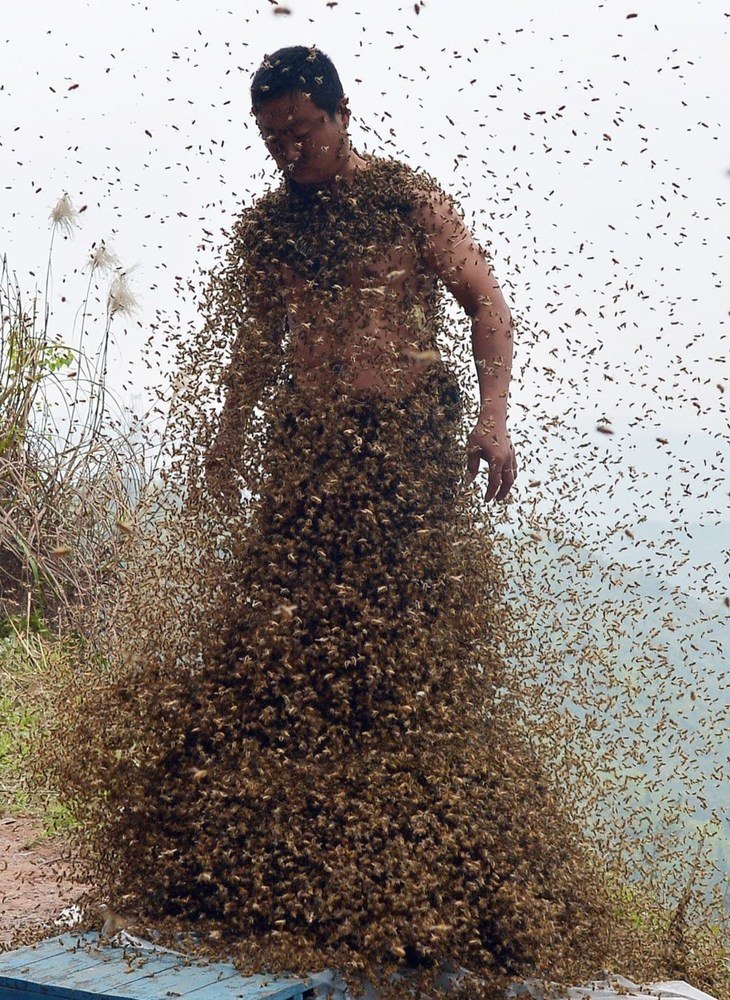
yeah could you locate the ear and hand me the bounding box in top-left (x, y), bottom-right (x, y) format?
top-left (336, 96), bottom-right (351, 127)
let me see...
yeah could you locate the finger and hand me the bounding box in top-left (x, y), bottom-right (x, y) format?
top-left (494, 448), bottom-right (517, 500)
top-left (466, 446), bottom-right (480, 484)
top-left (495, 462), bottom-right (516, 501)
top-left (485, 456), bottom-right (503, 502)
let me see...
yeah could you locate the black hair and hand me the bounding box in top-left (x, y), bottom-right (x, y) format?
top-left (251, 45), bottom-right (345, 118)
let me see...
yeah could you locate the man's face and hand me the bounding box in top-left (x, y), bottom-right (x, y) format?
top-left (254, 91), bottom-right (350, 186)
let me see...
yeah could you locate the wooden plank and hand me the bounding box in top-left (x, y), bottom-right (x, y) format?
top-left (184, 970), bottom-right (308, 1000)
top-left (0, 936), bottom-right (88, 975)
top-left (0, 943), bottom-right (123, 999)
top-left (88, 957), bottom-right (237, 998)
top-left (0, 976), bottom-right (308, 1000)
top-left (0, 940), bottom-right (212, 1000)
top-left (0, 948), bottom-right (110, 984)
top-left (0, 934), bottom-right (312, 1000)
top-left (0, 934), bottom-right (116, 998)
top-left (108, 956), bottom-right (248, 997)
top-left (25, 950), bottom-right (184, 996)
top-left (62, 952), bottom-right (190, 997)
top-left (79, 940), bottom-right (311, 1000)
top-left (0, 966), bottom-right (130, 1000)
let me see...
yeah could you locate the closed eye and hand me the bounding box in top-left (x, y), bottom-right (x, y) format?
top-left (264, 131), bottom-right (310, 146)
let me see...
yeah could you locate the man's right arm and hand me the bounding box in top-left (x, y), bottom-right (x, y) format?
top-left (204, 308), bottom-right (285, 502)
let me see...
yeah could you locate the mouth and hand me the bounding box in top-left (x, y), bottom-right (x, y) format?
top-left (285, 163), bottom-right (319, 186)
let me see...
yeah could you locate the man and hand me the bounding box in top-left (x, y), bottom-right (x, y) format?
top-left (65, 45), bottom-right (612, 990)
top-left (205, 44), bottom-right (517, 502)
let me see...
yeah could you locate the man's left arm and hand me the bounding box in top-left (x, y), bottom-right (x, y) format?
top-left (416, 188), bottom-right (517, 502)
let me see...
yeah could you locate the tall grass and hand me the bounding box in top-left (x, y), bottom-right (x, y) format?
top-left (0, 197), bottom-right (156, 819)
top-left (0, 198), bottom-right (150, 629)
top-left (0, 618), bottom-right (71, 822)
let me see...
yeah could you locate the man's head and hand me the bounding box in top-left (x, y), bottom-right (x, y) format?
top-left (251, 46), bottom-right (352, 186)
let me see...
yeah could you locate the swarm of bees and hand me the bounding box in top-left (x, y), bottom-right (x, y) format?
top-left (25, 103), bottom-right (728, 1000)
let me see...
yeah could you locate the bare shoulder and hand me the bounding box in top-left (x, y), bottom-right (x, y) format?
top-left (401, 171), bottom-right (483, 272)
top-left (383, 163), bottom-right (504, 316)
top-left (229, 187), bottom-right (284, 247)
top-left (402, 172), bottom-right (485, 278)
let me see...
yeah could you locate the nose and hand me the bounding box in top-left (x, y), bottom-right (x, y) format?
top-left (280, 139), bottom-right (302, 165)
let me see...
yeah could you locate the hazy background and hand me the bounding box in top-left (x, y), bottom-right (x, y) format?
top-left (1, 0), bottom-right (728, 583)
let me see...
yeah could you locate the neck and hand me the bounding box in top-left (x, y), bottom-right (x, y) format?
top-left (288, 148), bottom-right (370, 196)
top-left (336, 148), bottom-right (369, 182)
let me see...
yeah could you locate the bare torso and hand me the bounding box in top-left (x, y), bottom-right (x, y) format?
top-left (279, 176), bottom-right (443, 400)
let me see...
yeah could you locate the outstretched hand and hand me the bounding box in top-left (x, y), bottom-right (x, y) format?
top-left (466, 419), bottom-right (517, 501)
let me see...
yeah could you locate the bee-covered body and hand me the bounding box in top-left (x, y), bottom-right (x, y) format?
top-left (223, 155), bottom-right (450, 400)
top-left (45, 153), bottom-right (616, 995)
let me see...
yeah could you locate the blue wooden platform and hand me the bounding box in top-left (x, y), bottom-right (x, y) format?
top-left (0, 933), bottom-right (313, 1000)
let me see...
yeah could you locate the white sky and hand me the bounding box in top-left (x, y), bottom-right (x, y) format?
top-left (1, 0), bottom-right (728, 556)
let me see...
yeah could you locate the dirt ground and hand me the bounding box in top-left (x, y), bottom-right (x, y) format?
top-left (0, 815), bottom-right (90, 948)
